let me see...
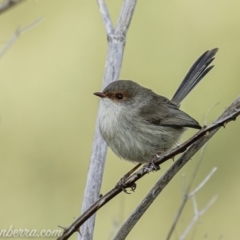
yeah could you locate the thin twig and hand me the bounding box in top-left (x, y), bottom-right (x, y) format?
top-left (0, 18), bottom-right (43, 58)
top-left (189, 167), bottom-right (217, 197)
top-left (186, 146), bottom-right (207, 194)
top-left (179, 195), bottom-right (218, 240)
top-left (166, 146), bottom-right (208, 240)
top-left (167, 166), bottom-right (217, 240)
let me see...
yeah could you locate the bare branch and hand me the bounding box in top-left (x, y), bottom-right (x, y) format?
top-left (78, 1), bottom-right (138, 240)
top-left (96, 0), bottom-right (114, 35)
top-left (0, 18), bottom-right (43, 58)
top-left (115, 0), bottom-right (138, 36)
top-left (167, 147), bottom-right (208, 240)
top-left (181, 173), bottom-right (186, 199)
top-left (188, 167), bottom-right (217, 197)
top-left (0, 0), bottom-right (23, 14)
top-left (58, 96), bottom-right (240, 240)
top-left (185, 145), bottom-right (207, 194)
top-left (179, 195), bottom-right (218, 240)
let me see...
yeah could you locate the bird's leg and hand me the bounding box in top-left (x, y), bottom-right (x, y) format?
top-left (144, 153), bottom-right (161, 172)
top-left (115, 163), bottom-right (142, 193)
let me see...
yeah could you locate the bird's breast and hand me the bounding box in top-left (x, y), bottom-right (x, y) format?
top-left (98, 99), bottom-right (184, 163)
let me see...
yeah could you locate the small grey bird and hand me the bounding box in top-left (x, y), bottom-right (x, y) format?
top-left (94, 49), bottom-right (218, 164)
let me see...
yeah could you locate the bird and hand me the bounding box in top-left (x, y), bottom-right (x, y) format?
top-left (94, 48), bottom-right (218, 164)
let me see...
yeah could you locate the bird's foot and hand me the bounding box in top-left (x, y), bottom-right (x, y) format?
top-left (115, 163), bottom-right (141, 194)
top-left (115, 177), bottom-right (137, 194)
top-left (143, 153), bottom-right (161, 173)
top-left (143, 161), bottom-right (160, 173)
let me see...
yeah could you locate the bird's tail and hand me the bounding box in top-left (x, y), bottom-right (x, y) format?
top-left (171, 48), bottom-right (218, 105)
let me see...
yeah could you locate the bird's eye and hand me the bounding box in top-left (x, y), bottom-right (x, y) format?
top-left (115, 93), bottom-right (123, 99)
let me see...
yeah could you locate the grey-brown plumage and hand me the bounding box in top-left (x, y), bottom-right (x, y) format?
top-left (94, 48), bottom-right (218, 163)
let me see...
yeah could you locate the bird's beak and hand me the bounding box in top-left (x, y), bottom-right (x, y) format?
top-left (93, 92), bottom-right (107, 98)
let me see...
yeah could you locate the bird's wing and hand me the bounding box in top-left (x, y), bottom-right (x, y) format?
top-left (139, 95), bottom-right (201, 129)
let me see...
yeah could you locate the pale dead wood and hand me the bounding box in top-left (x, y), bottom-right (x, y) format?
top-left (78, 1), bottom-right (138, 240)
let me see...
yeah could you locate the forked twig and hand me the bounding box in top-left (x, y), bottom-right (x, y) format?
top-left (166, 166), bottom-right (217, 240)
top-left (0, 18), bottom-right (43, 58)
top-left (179, 195), bottom-right (218, 240)
top-left (166, 146), bottom-right (208, 240)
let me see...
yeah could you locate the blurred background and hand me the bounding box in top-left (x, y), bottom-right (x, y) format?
top-left (0, 0), bottom-right (240, 239)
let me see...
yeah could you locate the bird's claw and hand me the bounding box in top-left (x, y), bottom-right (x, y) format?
top-left (143, 161), bottom-right (160, 173)
top-left (115, 177), bottom-right (137, 194)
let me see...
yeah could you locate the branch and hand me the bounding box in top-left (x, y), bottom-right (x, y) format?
top-left (58, 96), bottom-right (240, 240)
top-left (0, 0), bottom-right (23, 14)
top-left (179, 195), bottom-right (218, 240)
top-left (188, 168), bottom-right (217, 198)
top-left (96, 0), bottom-right (113, 35)
top-left (166, 167), bottom-right (217, 240)
top-left (115, 0), bottom-right (137, 37)
top-left (166, 146), bottom-right (208, 240)
top-left (0, 18), bottom-right (43, 59)
top-left (78, 1), bottom-right (137, 240)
